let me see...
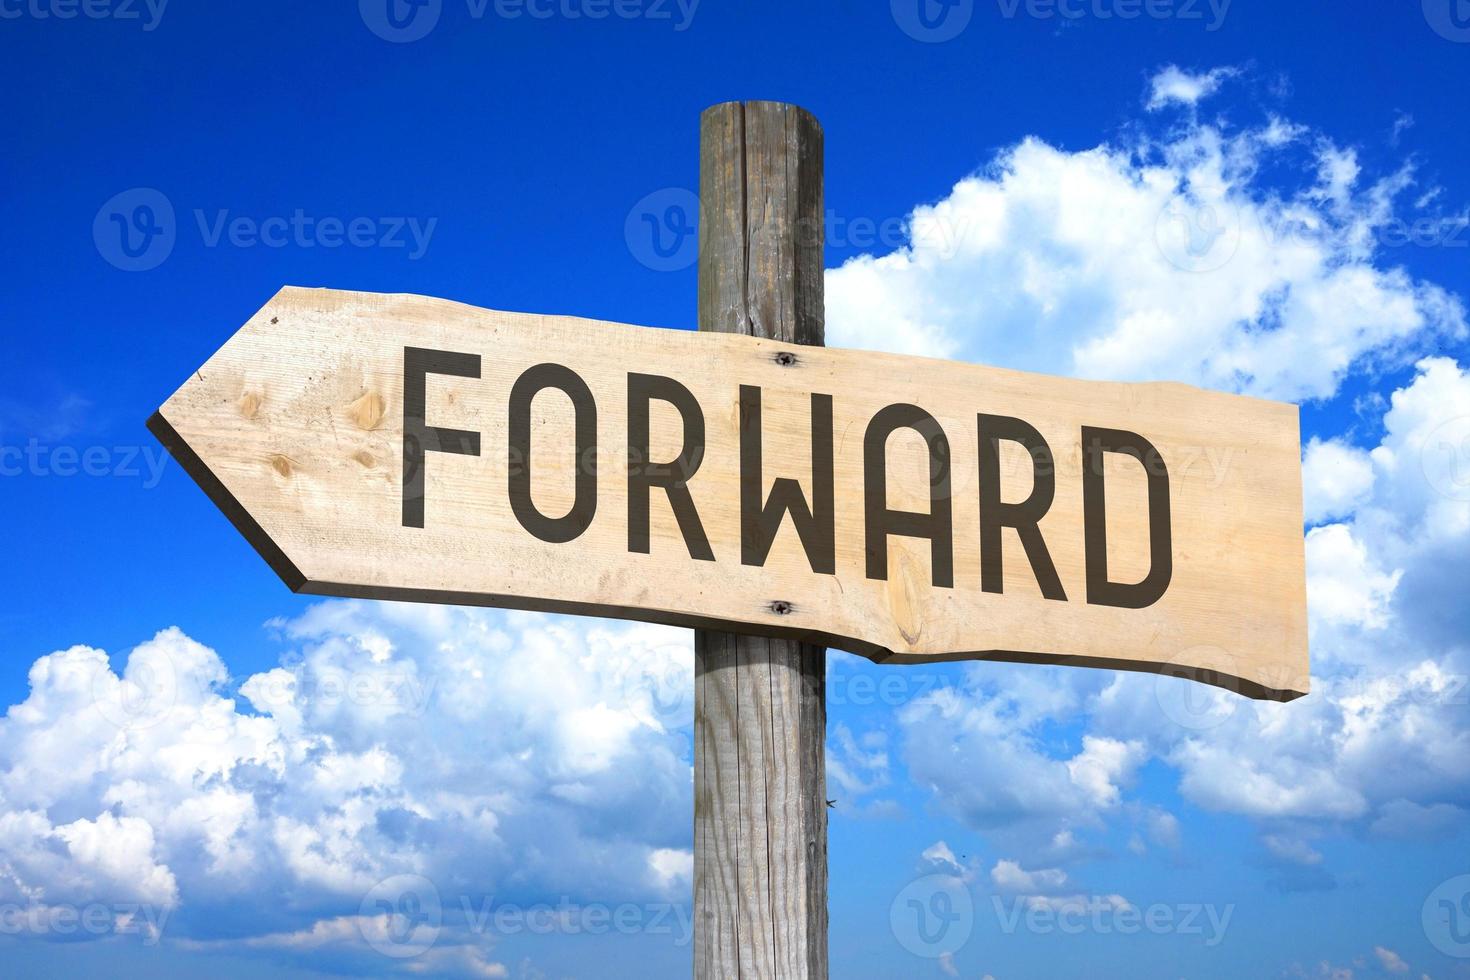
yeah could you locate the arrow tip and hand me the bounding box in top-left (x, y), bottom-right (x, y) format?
top-left (146, 410), bottom-right (310, 593)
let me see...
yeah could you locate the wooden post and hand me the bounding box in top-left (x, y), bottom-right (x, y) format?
top-left (694, 101), bottom-right (829, 978)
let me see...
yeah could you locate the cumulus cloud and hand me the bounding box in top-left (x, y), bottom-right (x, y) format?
top-left (826, 73), bottom-right (1464, 400)
top-left (827, 721), bottom-right (890, 799)
top-left (1146, 65), bottom-right (1239, 111)
top-left (921, 841), bottom-right (966, 876)
top-left (900, 677), bottom-right (1144, 844)
top-left (0, 808), bottom-right (177, 928)
top-left (1373, 945), bottom-right (1409, 974)
top-left (989, 859), bottom-right (1067, 894)
top-left (1302, 437), bottom-right (1377, 525)
top-left (1022, 892), bottom-right (1133, 915)
top-left (1262, 833), bottom-right (1323, 867)
top-left (0, 607), bottom-right (696, 971)
top-left (1368, 799), bottom-right (1466, 840)
top-left (1065, 736), bottom-right (1145, 809)
top-left (1304, 523), bottom-right (1400, 630)
top-left (1144, 808), bottom-right (1182, 850)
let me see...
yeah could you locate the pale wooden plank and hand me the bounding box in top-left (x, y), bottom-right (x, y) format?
top-left (149, 281), bottom-right (1310, 700)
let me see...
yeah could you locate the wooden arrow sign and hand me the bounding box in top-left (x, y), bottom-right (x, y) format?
top-left (149, 285), bottom-right (1308, 700)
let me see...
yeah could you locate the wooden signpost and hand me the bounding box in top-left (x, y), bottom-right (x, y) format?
top-left (146, 285), bottom-right (1310, 697)
top-left (149, 102), bottom-right (1308, 978)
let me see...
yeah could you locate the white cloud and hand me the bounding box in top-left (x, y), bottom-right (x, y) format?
top-left (0, 809), bottom-right (178, 915)
top-left (1369, 799), bottom-right (1466, 840)
top-left (1065, 736), bottom-right (1145, 809)
top-left (1303, 437), bottom-right (1377, 525)
top-left (899, 679), bottom-right (1147, 853)
top-left (0, 608), bottom-right (695, 970)
top-left (826, 79), bottom-right (1463, 401)
top-left (1304, 523), bottom-right (1400, 630)
top-left (1373, 946), bottom-right (1409, 974)
top-left (647, 847), bottom-right (693, 891)
top-left (1262, 833), bottom-right (1323, 867)
top-left (989, 859), bottom-right (1068, 894)
top-left (921, 840), bottom-right (964, 875)
top-left (827, 722), bottom-right (890, 799)
top-left (1145, 808), bottom-right (1182, 849)
top-left (1146, 65), bottom-right (1238, 111)
top-left (1367, 356), bottom-right (1470, 542)
top-left (1169, 726), bottom-right (1369, 821)
top-left (181, 914), bottom-right (509, 978)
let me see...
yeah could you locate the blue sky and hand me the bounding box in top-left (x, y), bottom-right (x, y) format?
top-left (3, 2), bottom-right (1470, 977)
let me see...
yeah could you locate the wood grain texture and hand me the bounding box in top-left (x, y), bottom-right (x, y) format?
top-left (147, 280), bottom-right (1309, 700)
top-left (694, 101), bottom-right (828, 980)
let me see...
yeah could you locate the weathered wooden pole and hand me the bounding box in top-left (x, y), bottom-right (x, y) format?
top-left (694, 101), bottom-right (829, 978)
